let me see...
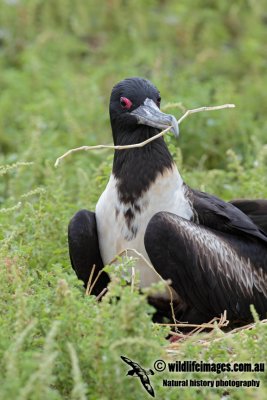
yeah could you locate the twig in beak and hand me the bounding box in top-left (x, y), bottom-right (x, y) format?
top-left (54, 103), bottom-right (235, 167)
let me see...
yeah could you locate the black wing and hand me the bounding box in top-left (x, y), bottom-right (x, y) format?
top-left (120, 356), bottom-right (142, 371)
top-left (68, 209), bottom-right (110, 295)
top-left (139, 376), bottom-right (155, 397)
top-left (230, 199), bottom-right (267, 235)
top-left (145, 211), bottom-right (267, 322)
top-left (189, 188), bottom-right (267, 244)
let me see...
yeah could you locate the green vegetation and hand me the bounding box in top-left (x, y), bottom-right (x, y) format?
top-left (0, 1), bottom-right (267, 399)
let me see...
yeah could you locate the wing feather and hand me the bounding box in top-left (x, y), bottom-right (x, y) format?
top-left (120, 356), bottom-right (142, 371)
top-left (189, 188), bottom-right (267, 243)
top-left (68, 209), bottom-right (110, 295)
top-left (230, 199), bottom-right (267, 235)
top-left (145, 211), bottom-right (267, 321)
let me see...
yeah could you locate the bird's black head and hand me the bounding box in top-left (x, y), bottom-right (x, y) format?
top-left (110, 77), bottom-right (177, 202)
top-left (109, 77), bottom-right (178, 145)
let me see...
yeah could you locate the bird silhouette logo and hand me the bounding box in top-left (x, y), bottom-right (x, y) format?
top-left (120, 355), bottom-right (155, 397)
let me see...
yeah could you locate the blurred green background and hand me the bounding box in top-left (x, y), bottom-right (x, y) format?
top-left (1, 1), bottom-right (267, 399)
top-left (1, 0), bottom-right (267, 165)
top-left (1, 0), bottom-right (267, 199)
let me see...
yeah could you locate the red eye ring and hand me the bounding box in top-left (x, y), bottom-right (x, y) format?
top-left (120, 97), bottom-right (132, 110)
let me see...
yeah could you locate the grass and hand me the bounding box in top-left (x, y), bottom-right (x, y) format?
top-left (0, 1), bottom-right (267, 399)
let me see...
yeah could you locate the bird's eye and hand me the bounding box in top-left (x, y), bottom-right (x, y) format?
top-left (120, 97), bottom-right (132, 110)
top-left (156, 96), bottom-right (161, 107)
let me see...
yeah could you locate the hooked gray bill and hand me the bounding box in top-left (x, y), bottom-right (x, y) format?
top-left (131, 98), bottom-right (179, 137)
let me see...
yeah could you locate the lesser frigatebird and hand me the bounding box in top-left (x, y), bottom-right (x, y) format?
top-left (68, 77), bottom-right (267, 324)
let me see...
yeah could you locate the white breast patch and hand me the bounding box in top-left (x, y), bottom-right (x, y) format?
top-left (95, 165), bottom-right (193, 288)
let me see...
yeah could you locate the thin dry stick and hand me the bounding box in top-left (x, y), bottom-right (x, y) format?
top-left (159, 321), bottom-right (228, 329)
top-left (167, 318), bottom-right (267, 353)
top-left (177, 104), bottom-right (235, 124)
top-left (54, 126), bottom-right (171, 167)
top-left (228, 318), bottom-right (267, 335)
top-left (169, 318), bottom-right (267, 350)
top-left (199, 318), bottom-right (267, 346)
top-left (95, 287), bottom-right (108, 301)
top-left (186, 310), bottom-right (228, 337)
top-left (85, 264), bottom-right (96, 296)
top-left (109, 248), bottom-right (177, 328)
top-left (161, 312), bottom-right (228, 332)
top-left (54, 103), bottom-right (235, 167)
top-left (169, 317), bottom-right (220, 338)
top-left (88, 269), bottom-right (104, 296)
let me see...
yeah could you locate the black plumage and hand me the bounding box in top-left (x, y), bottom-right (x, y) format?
top-left (68, 210), bottom-right (110, 295)
top-left (68, 77), bottom-right (267, 324)
top-left (121, 356), bottom-right (155, 397)
top-left (230, 199), bottom-right (267, 235)
top-left (110, 78), bottom-right (174, 205)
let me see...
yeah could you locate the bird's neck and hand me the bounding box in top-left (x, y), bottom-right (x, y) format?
top-left (112, 126), bottom-right (175, 204)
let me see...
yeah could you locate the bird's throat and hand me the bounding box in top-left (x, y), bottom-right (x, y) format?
top-left (112, 127), bottom-right (174, 204)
